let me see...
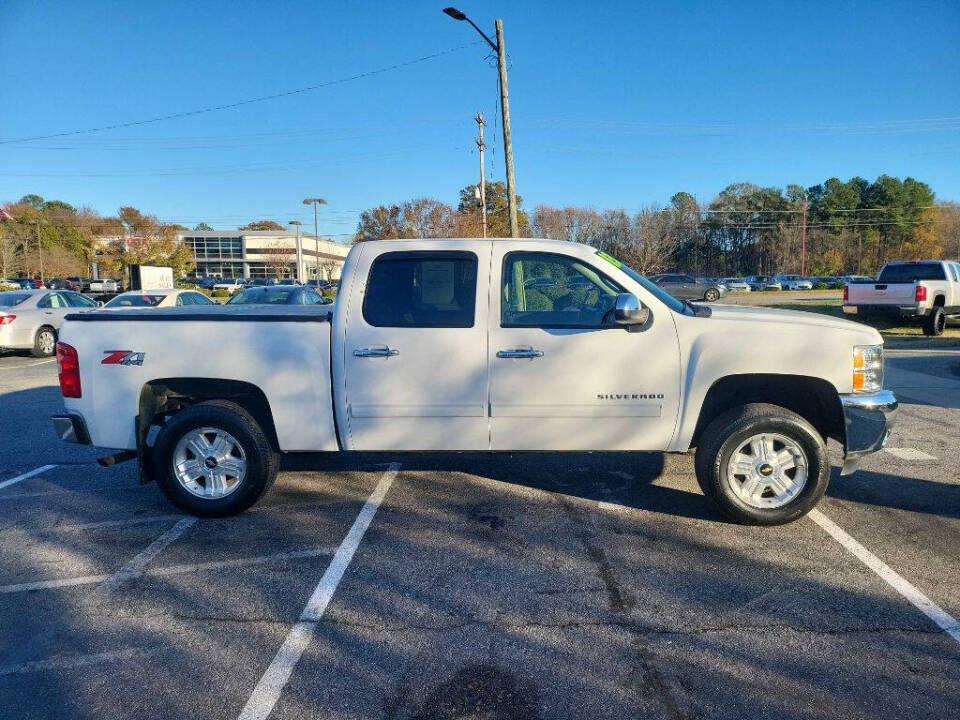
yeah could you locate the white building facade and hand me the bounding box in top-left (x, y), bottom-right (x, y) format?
top-left (177, 230), bottom-right (350, 281)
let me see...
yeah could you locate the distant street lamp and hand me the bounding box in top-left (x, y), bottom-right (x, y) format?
top-left (443, 7), bottom-right (519, 237)
top-left (302, 198), bottom-right (327, 277)
top-left (288, 220), bottom-right (303, 282)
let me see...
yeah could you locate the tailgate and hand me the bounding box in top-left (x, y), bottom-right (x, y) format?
top-left (847, 282), bottom-right (916, 306)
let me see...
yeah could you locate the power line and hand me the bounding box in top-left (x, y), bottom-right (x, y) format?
top-left (0, 43), bottom-right (481, 146)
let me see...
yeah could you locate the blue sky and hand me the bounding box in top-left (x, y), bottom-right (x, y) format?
top-left (1, 0), bottom-right (958, 239)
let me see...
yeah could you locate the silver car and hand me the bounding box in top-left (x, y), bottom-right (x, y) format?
top-left (0, 289), bottom-right (98, 357)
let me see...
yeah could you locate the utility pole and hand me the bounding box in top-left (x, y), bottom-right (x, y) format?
top-left (800, 191), bottom-right (807, 276)
top-left (475, 112), bottom-right (487, 238)
top-left (443, 9), bottom-right (520, 237)
top-left (35, 220), bottom-right (44, 281)
top-left (495, 19), bottom-right (519, 238)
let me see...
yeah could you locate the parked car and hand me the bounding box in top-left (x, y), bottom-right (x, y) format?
top-left (102, 289), bottom-right (216, 309)
top-left (746, 276), bottom-right (782, 291)
top-left (722, 278), bottom-right (752, 292)
top-left (843, 260), bottom-right (960, 335)
top-left (193, 277), bottom-right (219, 290)
top-left (53, 237), bottom-right (896, 525)
top-left (213, 278), bottom-right (245, 294)
top-left (649, 273), bottom-right (726, 302)
top-left (89, 278), bottom-right (120, 293)
top-left (245, 278), bottom-right (282, 287)
top-left (773, 274), bottom-right (813, 291)
top-left (0, 289), bottom-right (97, 357)
top-left (225, 285), bottom-right (331, 306)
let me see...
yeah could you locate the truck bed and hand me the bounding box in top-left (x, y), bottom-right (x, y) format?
top-left (59, 304), bottom-right (338, 452)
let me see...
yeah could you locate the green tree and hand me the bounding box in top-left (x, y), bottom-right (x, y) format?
top-left (239, 220), bottom-right (285, 231)
top-left (457, 181), bottom-right (530, 237)
top-left (194, 222), bottom-right (213, 231)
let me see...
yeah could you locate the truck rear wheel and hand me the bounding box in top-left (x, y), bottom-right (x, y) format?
top-left (151, 400), bottom-right (279, 517)
top-left (923, 307), bottom-right (945, 336)
top-left (694, 403), bottom-right (829, 525)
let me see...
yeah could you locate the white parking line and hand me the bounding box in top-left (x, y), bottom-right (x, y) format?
top-left (57, 514), bottom-right (187, 532)
top-left (238, 462), bottom-right (401, 720)
top-left (0, 645), bottom-right (159, 676)
top-left (0, 546), bottom-right (338, 594)
top-left (0, 464), bottom-right (57, 492)
top-left (98, 517), bottom-right (196, 592)
top-left (0, 358), bottom-right (56, 370)
top-left (809, 509), bottom-right (960, 645)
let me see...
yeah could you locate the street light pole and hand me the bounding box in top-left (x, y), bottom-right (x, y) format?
top-left (443, 8), bottom-right (520, 237)
top-left (475, 112), bottom-right (487, 238)
top-left (303, 198), bottom-right (327, 278)
top-left (288, 221), bottom-right (303, 282)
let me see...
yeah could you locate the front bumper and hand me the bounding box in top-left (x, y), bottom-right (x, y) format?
top-left (839, 390), bottom-right (898, 475)
top-left (52, 413), bottom-right (91, 445)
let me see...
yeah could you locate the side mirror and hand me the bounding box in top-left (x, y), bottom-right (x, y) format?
top-left (613, 293), bottom-right (650, 326)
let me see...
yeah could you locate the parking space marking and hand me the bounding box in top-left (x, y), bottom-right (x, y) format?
top-left (0, 464), bottom-right (57, 492)
top-left (57, 514), bottom-right (186, 532)
top-left (0, 645), bottom-right (159, 676)
top-left (809, 509), bottom-right (960, 645)
top-left (98, 517), bottom-right (196, 592)
top-left (0, 359), bottom-right (55, 371)
top-left (238, 462), bottom-right (401, 720)
top-left (0, 546), bottom-right (337, 595)
top-left (883, 447), bottom-right (938, 461)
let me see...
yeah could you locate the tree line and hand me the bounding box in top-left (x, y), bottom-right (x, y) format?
top-left (355, 176), bottom-right (960, 276)
top-left (0, 195), bottom-right (304, 280)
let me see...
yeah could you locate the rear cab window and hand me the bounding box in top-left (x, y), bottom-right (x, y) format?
top-left (363, 251), bottom-right (477, 327)
top-left (878, 263), bottom-right (946, 282)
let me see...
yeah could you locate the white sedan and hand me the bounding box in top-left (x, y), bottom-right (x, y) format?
top-left (722, 278), bottom-right (752, 292)
top-left (213, 279), bottom-right (245, 294)
top-left (102, 289), bottom-right (216, 309)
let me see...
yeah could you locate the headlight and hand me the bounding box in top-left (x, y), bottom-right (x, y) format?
top-left (853, 344), bottom-right (883, 393)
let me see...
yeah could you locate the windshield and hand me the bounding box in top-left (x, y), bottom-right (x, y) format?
top-left (0, 292), bottom-right (31, 308)
top-left (104, 294), bottom-right (166, 307)
top-left (594, 251), bottom-right (688, 314)
top-left (227, 287), bottom-right (298, 305)
top-left (878, 263), bottom-right (946, 282)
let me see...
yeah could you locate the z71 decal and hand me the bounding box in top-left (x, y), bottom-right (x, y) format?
top-left (102, 350), bottom-right (146, 366)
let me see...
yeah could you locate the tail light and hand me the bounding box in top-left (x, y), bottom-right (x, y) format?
top-left (915, 285), bottom-right (927, 302)
top-left (56, 342), bottom-right (82, 398)
top-left (0, 315), bottom-right (15, 325)
top-left (842, 285), bottom-right (848, 302)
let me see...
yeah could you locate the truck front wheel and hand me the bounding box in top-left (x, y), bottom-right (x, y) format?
top-left (694, 403), bottom-right (829, 525)
top-left (151, 400), bottom-right (279, 517)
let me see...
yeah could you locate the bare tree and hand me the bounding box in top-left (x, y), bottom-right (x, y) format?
top-left (263, 242), bottom-right (295, 279)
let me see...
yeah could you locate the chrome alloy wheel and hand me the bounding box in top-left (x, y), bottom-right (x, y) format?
top-left (38, 330), bottom-right (55, 355)
top-left (172, 427), bottom-right (246, 499)
top-left (725, 432), bottom-right (808, 509)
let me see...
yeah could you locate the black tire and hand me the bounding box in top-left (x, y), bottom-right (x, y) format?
top-left (704, 288), bottom-right (720, 302)
top-left (151, 400), bottom-right (279, 517)
top-left (923, 307), bottom-right (945, 336)
top-left (694, 403), bottom-right (829, 526)
top-left (32, 325), bottom-right (57, 358)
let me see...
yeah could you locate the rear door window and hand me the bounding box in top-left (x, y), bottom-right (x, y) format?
top-left (363, 251), bottom-right (477, 328)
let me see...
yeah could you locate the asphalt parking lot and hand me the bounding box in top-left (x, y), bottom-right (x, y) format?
top-left (0, 348), bottom-right (957, 719)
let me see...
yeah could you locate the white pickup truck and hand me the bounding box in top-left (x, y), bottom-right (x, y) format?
top-left (52, 238), bottom-right (897, 525)
top-left (844, 260), bottom-right (960, 335)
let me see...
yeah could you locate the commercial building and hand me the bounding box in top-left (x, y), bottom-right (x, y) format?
top-left (176, 230), bottom-right (350, 281)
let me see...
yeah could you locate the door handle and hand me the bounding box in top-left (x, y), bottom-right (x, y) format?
top-left (354, 346), bottom-right (399, 357)
top-left (496, 348), bottom-right (544, 359)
